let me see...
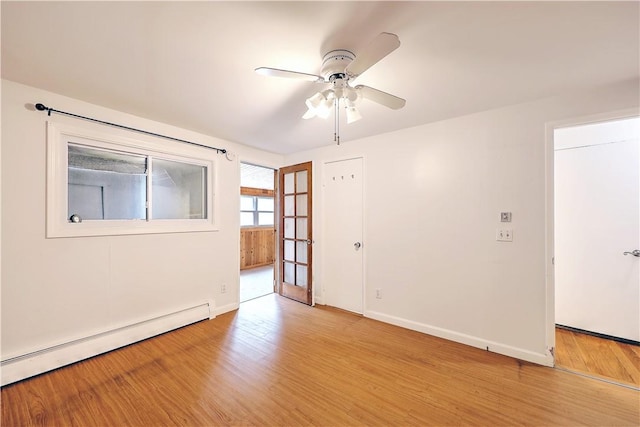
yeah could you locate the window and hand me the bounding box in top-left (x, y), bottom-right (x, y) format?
top-left (240, 163), bottom-right (275, 227)
top-left (47, 122), bottom-right (216, 237)
top-left (240, 195), bottom-right (274, 227)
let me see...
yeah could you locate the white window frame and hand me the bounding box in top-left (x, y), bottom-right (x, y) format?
top-left (46, 122), bottom-right (218, 238)
top-left (240, 195), bottom-right (275, 227)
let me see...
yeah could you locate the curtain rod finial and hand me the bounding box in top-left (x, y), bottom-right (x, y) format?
top-left (35, 103), bottom-right (48, 111)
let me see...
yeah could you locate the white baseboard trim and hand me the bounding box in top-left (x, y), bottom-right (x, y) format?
top-left (214, 302), bottom-right (239, 316)
top-left (365, 310), bottom-right (553, 367)
top-left (1, 303), bottom-right (212, 386)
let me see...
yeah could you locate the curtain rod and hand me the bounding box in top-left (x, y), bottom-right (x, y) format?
top-left (34, 103), bottom-right (227, 154)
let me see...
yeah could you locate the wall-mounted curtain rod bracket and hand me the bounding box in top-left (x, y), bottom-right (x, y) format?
top-left (34, 103), bottom-right (227, 154)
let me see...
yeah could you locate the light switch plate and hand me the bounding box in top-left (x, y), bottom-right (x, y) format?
top-left (500, 212), bottom-right (512, 222)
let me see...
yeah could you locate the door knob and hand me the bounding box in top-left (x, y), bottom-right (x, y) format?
top-left (623, 250), bottom-right (640, 257)
top-left (354, 242), bottom-right (361, 250)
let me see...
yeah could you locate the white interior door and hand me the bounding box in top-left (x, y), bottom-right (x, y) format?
top-left (555, 117), bottom-right (640, 342)
top-left (323, 158), bottom-right (364, 314)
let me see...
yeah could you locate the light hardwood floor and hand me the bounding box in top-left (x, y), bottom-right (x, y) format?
top-left (555, 327), bottom-right (640, 388)
top-left (2, 294), bottom-right (639, 426)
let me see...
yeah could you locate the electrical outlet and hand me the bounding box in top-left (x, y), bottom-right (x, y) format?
top-left (376, 289), bottom-right (382, 299)
top-left (496, 229), bottom-right (513, 242)
top-left (221, 283), bottom-right (227, 293)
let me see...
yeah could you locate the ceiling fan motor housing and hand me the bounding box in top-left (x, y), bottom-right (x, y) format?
top-left (321, 49), bottom-right (355, 81)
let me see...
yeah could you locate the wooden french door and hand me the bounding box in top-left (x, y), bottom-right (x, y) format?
top-left (278, 161), bottom-right (313, 305)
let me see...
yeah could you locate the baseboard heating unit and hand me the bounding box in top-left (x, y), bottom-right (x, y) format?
top-left (1, 302), bottom-right (213, 386)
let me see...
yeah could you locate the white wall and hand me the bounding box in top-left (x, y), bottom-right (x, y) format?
top-left (284, 79), bottom-right (640, 365)
top-left (1, 80), bottom-right (283, 383)
top-left (3, 77), bottom-right (638, 382)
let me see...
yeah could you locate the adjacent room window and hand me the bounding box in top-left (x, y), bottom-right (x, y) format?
top-left (47, 122), bottom-right (216, 237)
top-left (240, 195), bottom-right (274, 227)
top-left (240, 163), bottom-right (275, 228)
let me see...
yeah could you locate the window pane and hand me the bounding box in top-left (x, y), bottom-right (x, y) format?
top-left (257, 197), bottom-right (274, 212)
top-left (240, 212), bottom-right (254, 226)
top-left (296, 241), bottom-right (307, 264)
top-left (240, 196), bottom-right (255, 211)
top-left (68, 184), bottom-right (104, 220)
top-left (296, 218), bottom-right (307, 239)
top-left (296, 194), bottom-right (307, 216)
top-left (152, 158), bottom-right (207, 219)
top-left (68, 144), bottom-right (146, 220)
top-left (284, 195), bottom-right (294, 216)
top-left (258, 212), bottom-right (274, 226)
top-left (284, 240), bottom-right (295, 261)
top-left (284, 218), bottom-right (295, 238)
top-left (284, 173), bottom-right (294, 193)
top-left (296, 170), bottom-right (307, 193)
top-left (296, 265), bottom-right (308, 287)
top-left (284, 262), bottom-right (295, 284)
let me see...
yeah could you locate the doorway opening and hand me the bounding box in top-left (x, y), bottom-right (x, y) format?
top-left (240, 163), bottom-right (276, 303)
top-left (552, 115), bottom-right (639, 388)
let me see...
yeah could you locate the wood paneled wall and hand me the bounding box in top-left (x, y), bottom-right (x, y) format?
top-left (240, 187), bottom-right (275, 270)
top-left (240, 227), bottom-right (275, 270)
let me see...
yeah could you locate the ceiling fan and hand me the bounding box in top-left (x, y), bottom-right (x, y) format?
top-left (255, 32), bottom-right (405, 143)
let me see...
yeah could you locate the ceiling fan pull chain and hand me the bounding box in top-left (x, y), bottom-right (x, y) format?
top-left (334, 97), bottom-right (339, 145)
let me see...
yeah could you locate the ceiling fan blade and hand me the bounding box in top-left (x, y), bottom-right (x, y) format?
top-left (355, 85), bottom-right (406, 110)
top-left (345, 32), bottom-right (400, 77)
top-left (255, 67), bottom-right (325, 83)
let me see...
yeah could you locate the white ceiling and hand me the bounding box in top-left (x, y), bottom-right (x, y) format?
top-left (2, 1), bottom-right (638, 154)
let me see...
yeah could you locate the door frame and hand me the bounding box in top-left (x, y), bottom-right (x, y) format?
top-left (237, 157), bottom-right (281, 303)
top-left (544, 107), bottom-right (640, 367)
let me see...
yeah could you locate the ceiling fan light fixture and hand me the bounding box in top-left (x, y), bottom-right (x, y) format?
top-left (302, 108), bottom-right (317, 120)
top-left (255, 32), bottom-right (405, 143)
top-left (304, 90), bottom-right (335, 119)
top-left (345, 105), bottom-right (362, 124)
top-left (305, 91), bottom-right (325, 110)
top-left (315, 99), bottom-right (333, 119)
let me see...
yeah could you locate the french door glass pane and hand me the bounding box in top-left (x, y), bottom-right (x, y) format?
top-left (284, 240), bottom-right (295, 261)
top-left (284, 218), bottom-right (295, 238)
top-left (296, 171), bottom-right (307, 193)
top-left (284, 195), bottom-right (295, 216)
top-left (296, 194), bottom-right (307, 216)
top-left (296, 218), bottom-right (307, 239)
top-left (296, 265), bottom-right (308, 287)
top-left (284, 173), bottom-right (295, 193)
top-left (296, 241), bottom-right (307, 263)
top-left (284, 262), bottom-right (295, 284)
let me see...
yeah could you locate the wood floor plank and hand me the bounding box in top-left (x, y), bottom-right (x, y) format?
top-left (555, 326), bottom-right (640, 388)
top-left (3, 295), bottom-right (639, 426)
top-left (614, 341), bottom-right (640, 385)
top-left (555, 328), bottom-right (589, 371)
